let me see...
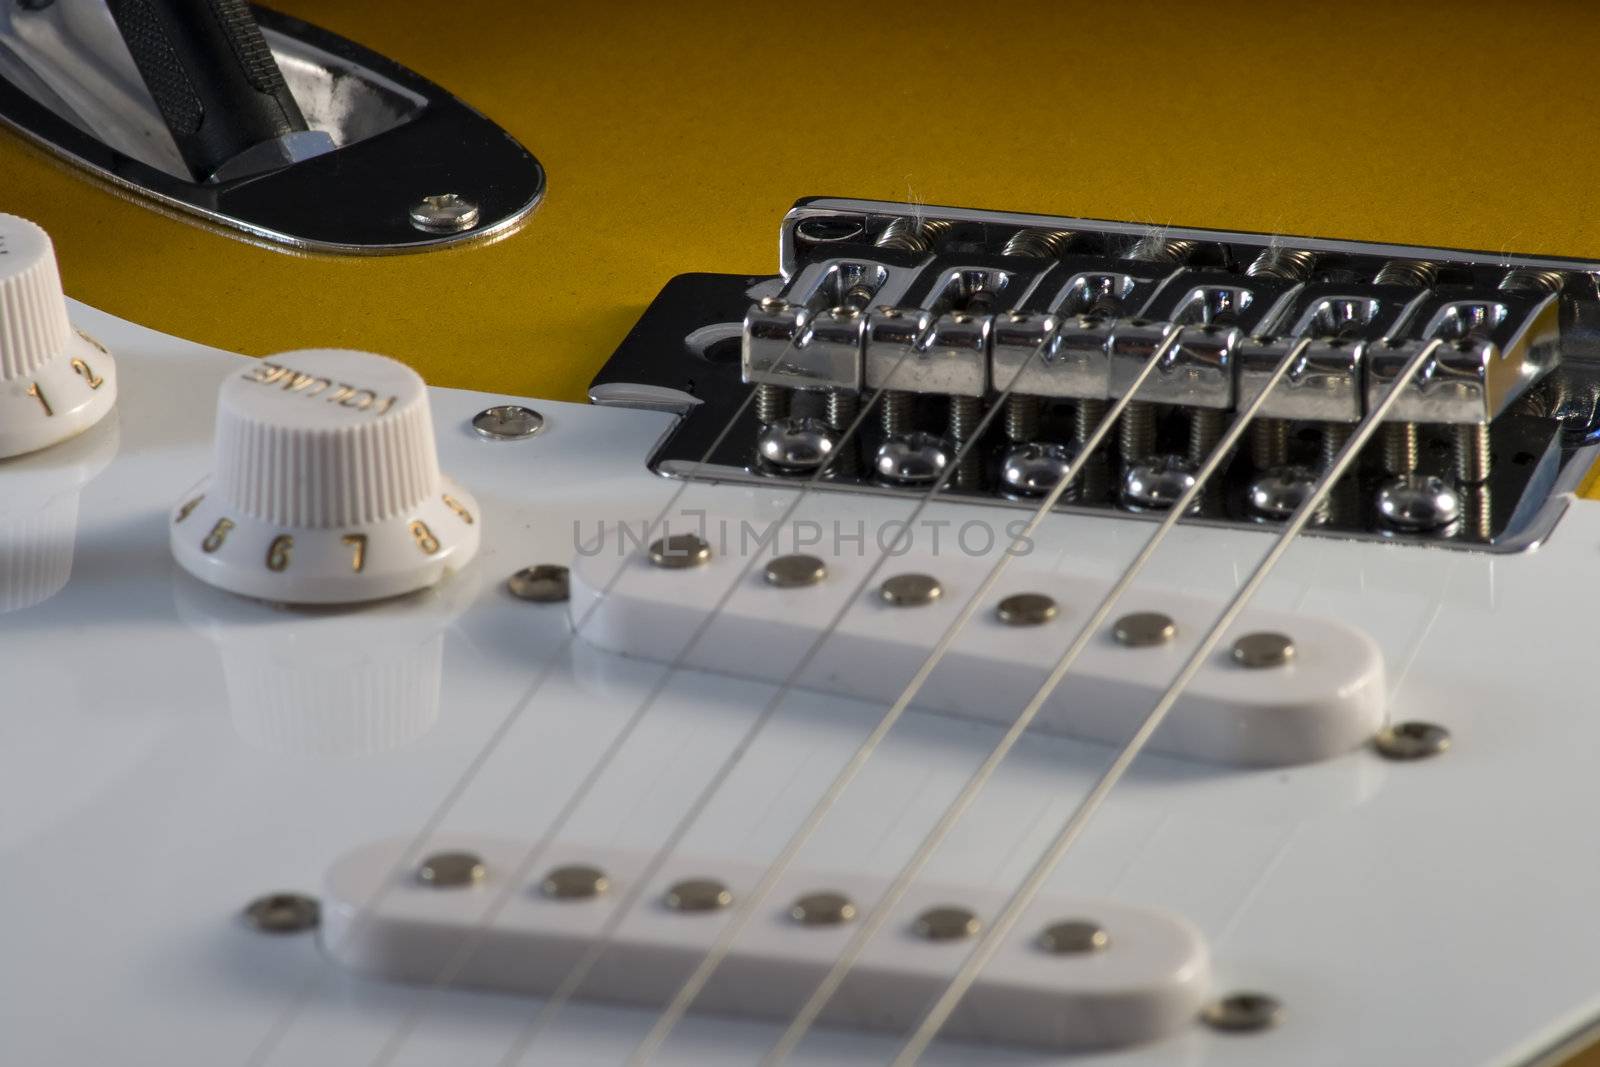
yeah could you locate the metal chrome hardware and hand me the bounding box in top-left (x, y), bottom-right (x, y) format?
top-left (323, 839), bottom-right (1214, 1052)
top-left (594, 198), bottom-right (1600, 552)
top-left (569, 528), bottom-right (1386, 767)
top-left (0, 2), bottom-right (543, 252)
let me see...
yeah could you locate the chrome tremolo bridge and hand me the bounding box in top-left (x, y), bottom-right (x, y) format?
top-left (590, 198), bottom-right (1600, 552)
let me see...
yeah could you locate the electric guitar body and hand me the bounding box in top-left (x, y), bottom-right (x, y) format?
top-left (3, 3), bottom-right (1600, 1066)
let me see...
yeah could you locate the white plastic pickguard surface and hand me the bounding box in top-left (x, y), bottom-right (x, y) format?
top-left (2, 302), bottom-right (1599, 1067)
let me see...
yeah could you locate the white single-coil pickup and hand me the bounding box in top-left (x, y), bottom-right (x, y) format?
top-left (570, 526), bottom-right (1385, 766)
top-left (322, 838), bottom-right (1211, 1052)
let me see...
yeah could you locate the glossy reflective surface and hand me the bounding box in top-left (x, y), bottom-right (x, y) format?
top-left (6, 305), bottom-right (1600, 1066)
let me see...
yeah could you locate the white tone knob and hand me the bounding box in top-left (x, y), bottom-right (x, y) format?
top-left (0, 214), bottom-right (117, 458)
top-left (170, 349), bottom-right (481, 604)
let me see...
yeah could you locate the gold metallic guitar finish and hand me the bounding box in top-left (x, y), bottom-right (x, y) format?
top-left (7, 2), bottom-right (1600, 404)
top-left (4, 4), bottom-right (1600, 1063)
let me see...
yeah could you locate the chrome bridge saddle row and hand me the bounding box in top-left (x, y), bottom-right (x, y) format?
top-left (589, 197), bottom-right (1600, 552)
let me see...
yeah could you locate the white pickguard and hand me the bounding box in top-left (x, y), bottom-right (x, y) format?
top-left (2, 302), bottom-right (1597, 1067)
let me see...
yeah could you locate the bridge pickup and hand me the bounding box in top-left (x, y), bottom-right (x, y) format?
top-left (322, 839), bottom-right (1212, 1052)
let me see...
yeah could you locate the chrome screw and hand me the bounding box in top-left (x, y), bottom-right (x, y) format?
top-left (1455, 423), bottom-right (1491, 484)
top-left (541, 864), bottom-right (609, 900)
top-left (1003, 393), bottom-right (1042, 443)
top-left (1249, 417), bottom-right (1290, 469)
top-left (1118, 401), bottom-right (1157, 464)
top-left (754, 382), bottom-right (791, 424)
top-left (794, 215), bottom-right (866, 244)
top-left (1246, 247), bottom-right (1318, 281)
top-left (1002, 227), bottom-right (1077, 258)
top-left (243, 892), bottom-right (320, 934)
top-left (874, 431), bottom-right (952, 485)
top-left (648, 533), bottom-right (711, 569)
top-left (1381, 421), bottom-right (1419, 476)
top-left (756, 416), bottom-right (837, 472)
top-left (507, 565), bottom-right (570, 602)
top-left (409, 193), bottom-right (480, 234)
top-left (1186, 408), bottom-right (1225, 465)
top-left (1373, 259), bottom-right (1439, 288)
top-left (472, 404), bottom-right (543, 440)
top-left (947, 395), bottom-right (984, 489)
top-left (1373, 721), bottom-right (1451, 760)
top-left (880, 389), bottom-right (915, 437)
top-left (790, 891), bottom-right (857, 926)
top-left (1376, 474), bottom-right (1462, 532)
top-left (664, 878), bottom-right (734, 912)
top-left (1202, 992), bottom-right (1283, 1033)
top-left (418, 851), bottom-right (486, 888)
top-left (824, 387), bottom-right (860, 431)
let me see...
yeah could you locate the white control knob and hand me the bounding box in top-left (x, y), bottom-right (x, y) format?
top-left (0, 214), bottom-right (117, 458)
top-left (170, 349), bottom-right (481, 603)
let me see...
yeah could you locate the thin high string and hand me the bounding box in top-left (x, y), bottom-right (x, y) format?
top-left (624, 327), bottom-right (1195, 1066)
top-left (364, 320), bottom-right (949, 1067)
top-left (244, 321), bottom-right (811, 1067)
top-left (490, 318), bottom-right (1110, 1067)
top-left (754, 333), bottom-right (1322, 1064)
top-left (890, 337), bottom-right (1445, 1065)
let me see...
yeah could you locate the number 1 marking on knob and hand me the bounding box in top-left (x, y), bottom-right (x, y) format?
top-left (175, 496), bottom-right (204, 523)
top-left (26, 382), bottom-right (51, 416)
top-left (342, 534), bottom-right (368, 573)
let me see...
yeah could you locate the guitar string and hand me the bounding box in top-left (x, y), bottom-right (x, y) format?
top-left (619, 327), bottom-right (1198, 1066)
top-left (758, 332), bottom-right (1320, 1063)
top-left (486, 316), bottom-right (1126, 1067)
top-left (488, 319), bottom-right (1165, 1067)
top-left (889, 337), bottom-right (1445, 1065)
top-left (366, 312), bottom-right (1026, 1066)
top-left (243, 317), bottom-right (820, 1067)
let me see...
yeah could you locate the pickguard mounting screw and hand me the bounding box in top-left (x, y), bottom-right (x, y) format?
top-left (508, 564), bottom-right (570, 602)
top-left (1202, 992), bottom-right (1283, 1033)
top-left (243, 892), bottom-right (320, 934)
top-left (1373, 721), bottom-right (1451, 760)
top-left (472, 405), bottom-right (543, 440)
top-left (410, 193), bottom-right (480, 234)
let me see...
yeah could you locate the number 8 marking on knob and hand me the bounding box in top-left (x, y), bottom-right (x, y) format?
top-left (410, 520), bottom-right (441, 555)
top-left (266, 535), bottom-right (293, 572)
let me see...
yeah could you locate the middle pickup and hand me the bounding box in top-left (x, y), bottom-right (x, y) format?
top-left (569, 517), bottom-right (1385, 768)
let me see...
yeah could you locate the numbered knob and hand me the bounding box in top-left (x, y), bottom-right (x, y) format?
top-left (170, 349), bottom-right (481, 603)
top-left (0, 214), bottom-right (117, 458)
